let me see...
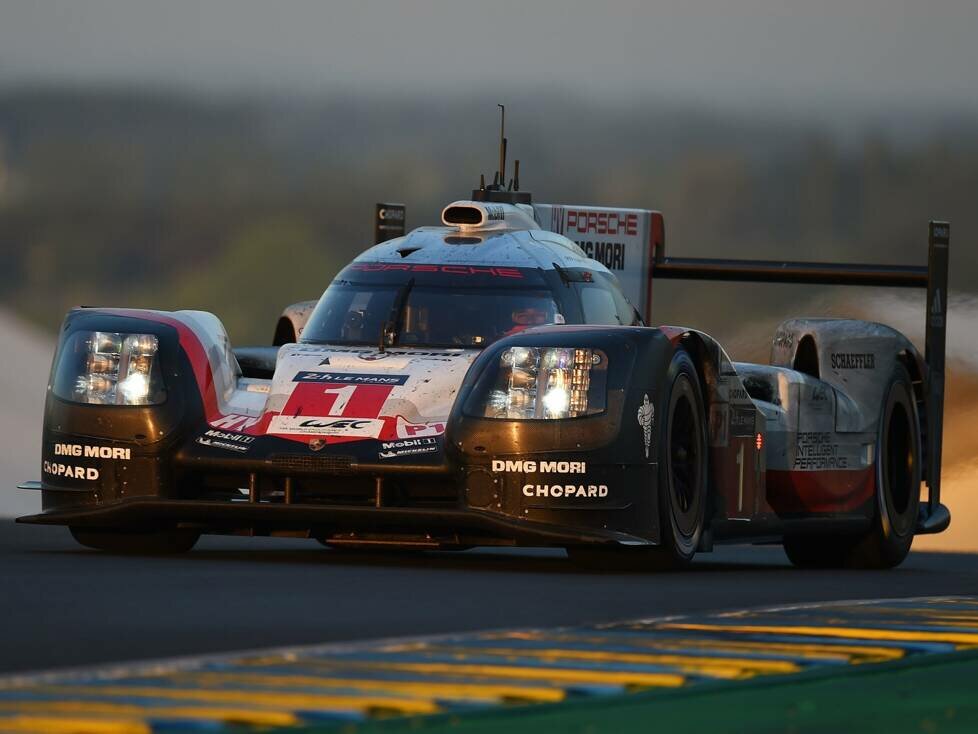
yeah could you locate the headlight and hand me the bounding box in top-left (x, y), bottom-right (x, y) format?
top-left (477, 347), bottom-right (607, 419)
top-left (53, 331), bottom-right (165, 406)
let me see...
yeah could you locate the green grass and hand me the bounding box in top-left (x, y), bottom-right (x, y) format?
top-left (295, 649), bottom-right (978, 734)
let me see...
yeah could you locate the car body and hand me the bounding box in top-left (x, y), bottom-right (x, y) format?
top-left (16, 181), bottom-right (952, 568)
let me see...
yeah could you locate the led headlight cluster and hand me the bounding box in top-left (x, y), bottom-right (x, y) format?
top-left (480, 347), bottom-right (607, 420)
top-left (58, 331), bottom-right (165, 406)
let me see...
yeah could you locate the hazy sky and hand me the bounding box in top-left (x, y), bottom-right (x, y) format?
top-left (1, 1), bottom-right (977, 112)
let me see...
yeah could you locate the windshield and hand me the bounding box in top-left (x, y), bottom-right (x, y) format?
top-left (302, 281), bottom-right (561, 348)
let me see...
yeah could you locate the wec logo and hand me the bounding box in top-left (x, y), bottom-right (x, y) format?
top-left (268, 415), bottom-right (385, 438)
top-left (300, 419), bottom-right (372, 430)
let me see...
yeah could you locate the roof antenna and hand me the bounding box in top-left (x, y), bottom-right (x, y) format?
top-left (497, 104), bottom-right (506, 186)
top-left (471, 105), bottom-right (530, 204)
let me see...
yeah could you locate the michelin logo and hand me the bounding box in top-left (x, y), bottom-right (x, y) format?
top-left (196, 429), bottom-right (255, 454)
top-left (637, 394), bottom-right (654, 459)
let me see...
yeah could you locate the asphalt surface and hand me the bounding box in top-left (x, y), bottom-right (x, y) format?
top-left (3, 520), bottom-right (978, 676)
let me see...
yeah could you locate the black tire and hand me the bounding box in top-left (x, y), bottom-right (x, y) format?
top-left (850, 362), bottom-right (922, 567)
top-left (784, 362), bottom-right (921, 569)
top-left (566, 349), bottom-right (708, 571)
top-left (654, 349), bottom-right (709, 567)
top-left (70, 527), bottom-right (199, 555)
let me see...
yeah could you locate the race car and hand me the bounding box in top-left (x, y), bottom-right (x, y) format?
top-left (16, 145), bottom-right (951, 569)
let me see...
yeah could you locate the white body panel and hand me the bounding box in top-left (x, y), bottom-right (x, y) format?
top-left (258, 344), bottom-right (480, 445)
top-left (533, 204), bottom-right (654, 321)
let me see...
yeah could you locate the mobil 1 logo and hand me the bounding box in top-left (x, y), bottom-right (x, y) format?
top-left (379, 436), bottom-right (439, 460)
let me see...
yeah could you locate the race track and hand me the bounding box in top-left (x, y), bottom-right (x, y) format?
top-left (4, 520), bottom-right (977, 676)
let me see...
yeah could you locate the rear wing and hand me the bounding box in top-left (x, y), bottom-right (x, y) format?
top-left (535, 206), bottom-right (949, 533)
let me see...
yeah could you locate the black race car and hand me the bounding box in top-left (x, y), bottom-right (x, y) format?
top-left (16, 151), bottom-right (951, 569)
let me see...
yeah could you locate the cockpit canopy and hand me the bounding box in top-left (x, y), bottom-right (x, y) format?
top-left (301, 265), bottom-right (563, 349)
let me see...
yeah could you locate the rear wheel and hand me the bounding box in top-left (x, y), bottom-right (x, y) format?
top-left (784, 363), bottom-right (921, 569)
top-left (70, 527), bottom-right (199, 555)
top-left (567, 349), bottom-right (708, 570)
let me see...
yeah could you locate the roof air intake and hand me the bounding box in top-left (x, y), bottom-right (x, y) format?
top-left (443, 206), bottom-right (484, 225)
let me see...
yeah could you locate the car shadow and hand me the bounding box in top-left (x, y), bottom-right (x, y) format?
top-left (54, 541), bottom-right (798, 575)
top-left (18, 521), bottom-right (958, 577)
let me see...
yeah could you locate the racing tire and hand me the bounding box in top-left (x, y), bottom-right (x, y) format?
top-left (784, 362), bottom-right (921, 569)
top-left (567, 349), bottom-right (708, 571)
top-left (652, 348), bottom-right (709, 568)
top-left (69, 527), bottom-right (200, 555)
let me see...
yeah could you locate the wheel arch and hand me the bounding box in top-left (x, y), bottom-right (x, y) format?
top-left (676, 331), bottom-right (718, 418)
top-left (673, 330), bottom-right (722, 536)
top-left (273, 316), bottom-right (298, 346)
top-left (793, 334), bottom-right (820, 378)
top-left (897, 348), bottom-right (928, 482)
top-left (273, 299), bottom-right (318, 346)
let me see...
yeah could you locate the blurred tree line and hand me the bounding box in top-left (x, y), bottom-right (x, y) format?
top-left (0, 88), bottom-right (975, 347)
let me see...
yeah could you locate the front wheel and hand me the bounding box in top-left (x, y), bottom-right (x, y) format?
top-left (70, 527), bottom-right (199, 555)
top-left (566, 348), bottom-right (708, 571)
top-left (654, 349), bottom-right (709, 567)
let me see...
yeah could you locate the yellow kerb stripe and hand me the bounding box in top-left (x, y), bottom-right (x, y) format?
top-left (414, 646), bottom-right (800, 678)
top-left (0, 701), bottom-right (297, 727)
top-left (178, 671), bottom-right (567, 703)
top-left (33, 686), bottom-right (438, 716)
top-left (301, 660), bottom-right (686, 687)
top-left (0, 716), bottom-right (150, 734)
top-left (658, 623), bottom-right (978, 645)
top-left (504, 633), bottom-right (906, 663)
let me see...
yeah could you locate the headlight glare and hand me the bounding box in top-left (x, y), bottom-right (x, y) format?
top-left (54, 330), bottom-right (165, 406)
top-left (477, 347), bottom-right (607, 420)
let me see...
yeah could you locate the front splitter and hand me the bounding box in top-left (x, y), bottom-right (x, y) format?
top-left (17, 496), bottom-right (648, 547)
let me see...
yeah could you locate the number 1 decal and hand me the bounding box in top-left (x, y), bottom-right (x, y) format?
top-left (736, 442), bottom-right (745, 513)
top-left (281, 381), bottom-right (398, 425)
top-left (322, 385), bottom-right (357, 416)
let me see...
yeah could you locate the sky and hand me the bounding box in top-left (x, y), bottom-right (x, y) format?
top-left (1, 0), bottom-right (977, 113)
